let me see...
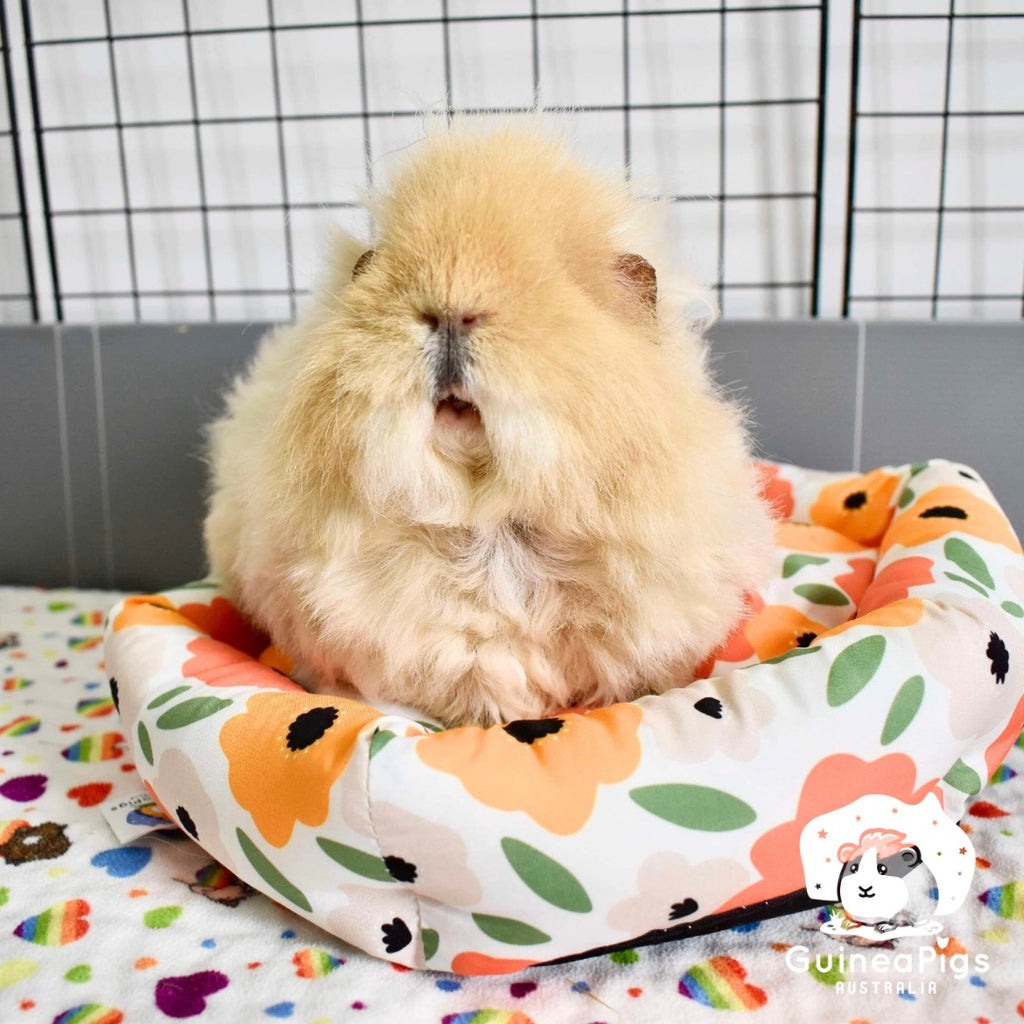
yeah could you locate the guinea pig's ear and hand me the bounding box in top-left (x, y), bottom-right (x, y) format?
top-left (352, 249), bottom-right (375, 279)
top-left (837, 842), bottom-right (858, 864)
top-left (900, 846), bottom-right (923, 868)
top-left (617, 253), bottom-right (657, 310)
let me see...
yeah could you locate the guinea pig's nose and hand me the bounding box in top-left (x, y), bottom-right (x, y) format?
top-left (422, 310), bottom-right (482, 335)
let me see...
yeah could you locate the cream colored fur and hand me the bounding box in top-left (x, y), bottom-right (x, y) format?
top-left (204, 124), bottom-right (774, 727)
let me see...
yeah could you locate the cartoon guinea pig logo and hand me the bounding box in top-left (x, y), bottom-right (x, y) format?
top-left (799, 792), bottom-right (975, 941)
top-left (836, 829), bottom-right (935, 933)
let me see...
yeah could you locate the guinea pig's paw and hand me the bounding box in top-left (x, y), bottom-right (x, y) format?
top-left (472, 640), bottom-right (547, 725)
top-left (475, 640), bottom-right (527, 690)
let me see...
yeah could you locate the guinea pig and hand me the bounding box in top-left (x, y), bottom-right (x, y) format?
top-left (203, 123), bottom-right (774, 727)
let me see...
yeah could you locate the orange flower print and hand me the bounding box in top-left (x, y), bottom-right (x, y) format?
top-left (756, 463), bottom-right (794, 521)
top-left (416, 704), bottom-right (644, 835)
top-left (219, 692), bottom-right (382, 847)
top-left (183, 637), bottom-right (302, 693)
top-left (819, 598), bottom-right (925, 640)
top-left (835, 557), bottom-right (875, 607)
top-left (258, 644), bottom-right (295, 676)
top-left (858, 557), bottom-right (934, 617)
top-left (716, 753), bottom-right (941, 913)
top-left (881, 486), bottom-right (1022, 556)
top-left (743, 606), bottom-right (829, 662)
top-left (449, 952), bottom-right (540, 976)
top-left (176, 597), bottom-right (269, 658)
top-left (113, 594), bottom-right (274, 658)
top-left (809, 469), bottom-right (901, 547)
top-left (774, 522), bottom-right (868, 554)
top-left (695, 593), bottom-right (764, 676)
top-left (113, 594), bottom-right (197, 633)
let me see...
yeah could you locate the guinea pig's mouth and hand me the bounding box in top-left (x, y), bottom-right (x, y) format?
top-left (434, 388), bottom-right (482, 428)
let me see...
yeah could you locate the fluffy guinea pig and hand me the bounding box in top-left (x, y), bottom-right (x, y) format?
top-left (203, 123), bottom-right (774, 727)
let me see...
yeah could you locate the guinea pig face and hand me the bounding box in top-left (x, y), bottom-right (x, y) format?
top-left (837, 845), bottom-right (923, 924)
top-left (345, 236), bottom-right (527, 455)
top-left (318, 225), bottom-right (662, 523)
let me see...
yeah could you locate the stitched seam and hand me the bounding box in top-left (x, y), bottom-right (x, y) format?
top-left (362, 724), bottom-right (426, 965)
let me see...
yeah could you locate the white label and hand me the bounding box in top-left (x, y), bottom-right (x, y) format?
top-left (100, 789), bottom-right (181, 844)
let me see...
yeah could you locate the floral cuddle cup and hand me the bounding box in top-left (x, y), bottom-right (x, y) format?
top-left (104, 460), bottom-right (1024, 975)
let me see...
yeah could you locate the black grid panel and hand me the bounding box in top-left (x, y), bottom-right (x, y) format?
top-left (844, 1), bottom-right (1024, 319)
top-left (6, 0), bottom-right (829, 323)
top-left (0, 0), bottom-right (36, 320)
top-left (4, 1), bottom-right (1022, 324)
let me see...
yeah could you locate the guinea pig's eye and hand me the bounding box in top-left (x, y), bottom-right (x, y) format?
top-left (878, 864), bottom-right (887, 875)
top-left (848, 863), bottom-right (858, 874)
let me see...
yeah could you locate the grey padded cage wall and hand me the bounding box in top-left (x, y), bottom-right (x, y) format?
top-left (2, 2), bottom-right (1023, 590)
top-left (0, 0), bottom-right (1019, 324)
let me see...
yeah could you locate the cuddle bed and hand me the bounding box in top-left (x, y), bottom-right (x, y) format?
top-left (3, 458), bottom-right (1024, 1021)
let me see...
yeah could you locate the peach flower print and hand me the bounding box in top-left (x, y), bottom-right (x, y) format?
top-left (219, 692), bottom-right (381, 847)
top-left (416, 704), bottom-right (643, 835)
top-left (717, 753), bottom-right (941, 913)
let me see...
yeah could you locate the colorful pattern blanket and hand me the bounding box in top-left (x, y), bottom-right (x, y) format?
top-left (3, 461), bottom-right (1024, 1021)
top-left (3, 588), bottom-right (1024, 1021)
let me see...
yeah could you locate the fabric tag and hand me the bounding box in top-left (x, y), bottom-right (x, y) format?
top-left (100, 789), bottom-right (182, 844)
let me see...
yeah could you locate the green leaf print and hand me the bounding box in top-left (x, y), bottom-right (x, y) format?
top-left (147, 685), bottom-right (190, 709)
top-left (236, 828), bottom-right (312, 911)
top-left (472, 913), bottom-right (551, 946)
top-left (944, 538), bottom-right (994, 590)
top-left (827, 635), bottom-right (886, 707)
top-left (880, 676), bottom-right (925, 745)
top-left (500, 837), bottom-right (592, 913)
top-left (943, 759), bottom-right (983, 796)
top-left (137, 721), bottom-right (154, 765)
top-left (629, 784), bottom-right (756, 831)
top-left (155, 696), bottom-right (232, 729)
top-left (422, 929), bottom-right (439, 961)
top-left (782, 554), bottom-right (829, 579)
top-left (944, 572), bottom-right (990, 598)
top-left (316, 838), bottom-right (394, 883)
top-left (793, 584), bottom-right (850, 607)
top-left (369, 730), bottom-right (396, 758)
top-left (763, 646), bottom-right (821, 665)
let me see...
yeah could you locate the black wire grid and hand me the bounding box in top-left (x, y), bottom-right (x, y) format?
top-left (844, 2), bottom-right (1024, 318)
top-left (0, 0), bottom-right (828, 321)
top-left (0, 0), bottom-right (36, 320)
top-left (0, 1), bottom-right (1020, 323)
